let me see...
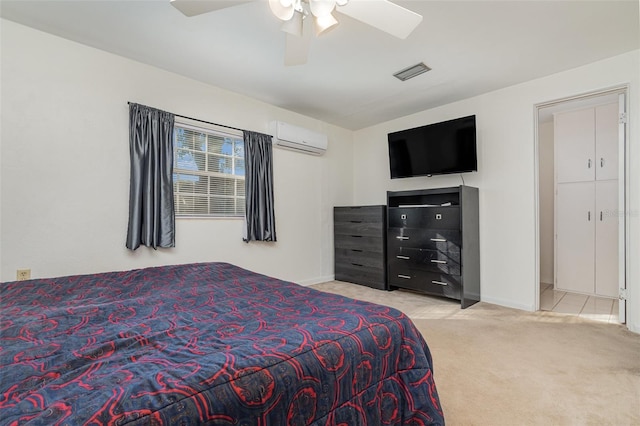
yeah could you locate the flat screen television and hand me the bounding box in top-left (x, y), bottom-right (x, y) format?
top-left (388, 115), bottom-right (477, 178)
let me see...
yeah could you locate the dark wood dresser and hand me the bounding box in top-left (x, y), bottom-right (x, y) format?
top-left (334, 205), bottom-right (387, 290)
top-left (387, 186), bottom-right (480, 308)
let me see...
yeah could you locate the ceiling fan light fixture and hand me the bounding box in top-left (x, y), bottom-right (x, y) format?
top-left (309, 0), bottom-right (336, 17)
top-left (281, 10), bottom-right (304, 37)
top-left (393, 62), bottom-right (431, 81)
top-left (269, 0), bottom-right (295, 20)
top-left (314, 13), bottom-right (338, 36)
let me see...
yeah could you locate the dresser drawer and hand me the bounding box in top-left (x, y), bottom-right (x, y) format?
top-left (334, 221), bottom-right (383, 237)
top-left (388, 206), bottom-right (460, 230)
top-left (335, 206), bottom-right (385, 224)
top-left (388, 266), bottom-right (462, 300)
top-left (335, 248), bottom-right (385, 269)
top-left (335, 235), bottom-right (384, 253)
top-left (389, 248), bottom-right (461, 275)
top-left (388, 228), bottom-right (461, 251)
top-left (335, 263), bottom-right (386, 290)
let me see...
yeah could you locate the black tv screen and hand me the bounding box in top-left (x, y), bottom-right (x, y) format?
top-left (388, 115), bottom-right (477, 178)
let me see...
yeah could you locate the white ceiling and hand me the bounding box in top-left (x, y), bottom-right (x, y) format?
top-left (1, 0), bottom-right (638, 130)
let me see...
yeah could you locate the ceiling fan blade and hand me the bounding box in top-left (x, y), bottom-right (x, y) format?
top-left (336, 0), bottom-right (422, 39)
top-left (170, 0), bottom-right (253, 17)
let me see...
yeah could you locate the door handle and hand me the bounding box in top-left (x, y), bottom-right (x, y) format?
top-left (588, 211), bottom-right (591, 221)
top-left (396, 255), bottom-right (410, 260)
top-left (600, 157), bottom-right (604, 168)
top-left (396, 236), bottom-right (409, 240)
top-left (430, 238), bottom-right (447, 242)
top-left (430, 260), bottom-right (447, 264)
top-left (588, 159), bottom-right (592, 169)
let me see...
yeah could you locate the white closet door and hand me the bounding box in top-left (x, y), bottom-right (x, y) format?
top-left (556, 182), bottom-right (595, 294)
top-left (595, 180), bottom-right (619, 297)
top-left (595, 103), bottom-right (618, 181)
top-left (555, 108), bottom-right (595, 183)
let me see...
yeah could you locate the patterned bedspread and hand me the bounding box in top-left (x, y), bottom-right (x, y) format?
top-left (0, 262), bottom-right (444, 425)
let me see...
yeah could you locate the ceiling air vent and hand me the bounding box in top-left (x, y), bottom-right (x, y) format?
top-left (393, 62), bottom-right (431, 81)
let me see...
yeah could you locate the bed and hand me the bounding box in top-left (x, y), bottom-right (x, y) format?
top-left (0, 262), bottom-right (444, 425)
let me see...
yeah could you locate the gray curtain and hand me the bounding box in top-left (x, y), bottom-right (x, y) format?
top-left (243, 131), bottom-right (277, 242)
top-left (126, 103), bottom-right (175, 250)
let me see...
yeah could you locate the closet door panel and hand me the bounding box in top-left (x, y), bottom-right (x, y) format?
top-left (554, 108), bottom-right (595, 183)
top-left (556, 182), bottom-right (595, 294)
top-left (595, 103), bottom-right (619, 181)
top-left (595, 180), bottom-right (619, 297)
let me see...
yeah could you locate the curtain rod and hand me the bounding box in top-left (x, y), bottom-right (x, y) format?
top-left (127, 102), bottom-right (271, 136)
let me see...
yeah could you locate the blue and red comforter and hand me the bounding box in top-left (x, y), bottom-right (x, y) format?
top-left (0, 262), bottom-right (444, 425)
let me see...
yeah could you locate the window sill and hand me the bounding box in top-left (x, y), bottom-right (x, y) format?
top-left (176, 215), bottom-right (244, 220)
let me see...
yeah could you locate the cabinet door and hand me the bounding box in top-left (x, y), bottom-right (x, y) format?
top-left (555, 108), bottom-right (595, 183)
top-left (556, 182), bottom-right (595, 294)
top-left (595, 180), bottom-right (619, 297)
top-left (595, 103), bottom-right (619, 181)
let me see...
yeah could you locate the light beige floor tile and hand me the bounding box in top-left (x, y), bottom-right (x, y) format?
top-left (581, 297), bottom-right (613, 314)
top-left (552, 303), bottom-right (583, 315)
top-left (579, 296), bottom-right (614, 323)
top-left (553, 293), bottom-right (588, 315)
top-left (609, 299), bottom-right (620, 323)
top-left (579, 312), bottom-right (612, 322)
top-left (540, 282), bottom-right (553, 293)
top-left (538, 287), bottom-right (621, 325)
top-left (556, 292), bottom-right (589, 308)
top-left (540, 289), bottom-right (566, 311)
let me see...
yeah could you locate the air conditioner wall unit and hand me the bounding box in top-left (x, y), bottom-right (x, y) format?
top-left (270, 121), bottom-right (328, 156)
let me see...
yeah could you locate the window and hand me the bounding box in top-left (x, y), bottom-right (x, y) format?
top-left (173, 121), bottom-right (245, 217)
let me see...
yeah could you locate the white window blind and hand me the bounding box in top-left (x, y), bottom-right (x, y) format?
top-left (173, 122), bottom-right (245, 217)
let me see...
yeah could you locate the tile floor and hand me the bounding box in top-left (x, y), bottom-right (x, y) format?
top-left (540, 283), bottom-right (619, 324)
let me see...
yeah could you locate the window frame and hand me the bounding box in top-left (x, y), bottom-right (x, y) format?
top-left (172, 118), bottom-right (246, 219)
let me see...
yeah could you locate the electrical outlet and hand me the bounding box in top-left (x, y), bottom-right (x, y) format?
top-left (17, 269), bottom-right (31, 281)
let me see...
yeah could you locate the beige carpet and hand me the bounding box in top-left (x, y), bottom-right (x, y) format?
top-left (311, 281), bottom-right (640, 426)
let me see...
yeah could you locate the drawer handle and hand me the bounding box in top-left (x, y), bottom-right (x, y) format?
top-left (430, 238), bottom-right (447, 242)
top-left (396, 236), bottom-right (409, 240)
top-left (351, 249), bottom-right (363, 252)
top-left (352, 263), bottom-right (364, 267)
top-left (398, 274), bottom-right (411, 279)
top-left (350, 220), bottom-right (362, 223)
top-left (351, 235), bottom-right (363, 238)
top-left (431, 280), bottom-right (448, 286)
top-left (430, 260), bottom-right (447, 264)
top-left (396, 255), bottom-right (410, 260)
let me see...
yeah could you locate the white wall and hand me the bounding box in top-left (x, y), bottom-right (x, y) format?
top-left (352, 50), bottom-right (640, 333)
top-left (3, 19), bottom-right (639, 334)
top-left (0, 19), bottom-right (353, 285)
top-left (538, 121), bottom-right (554, 285)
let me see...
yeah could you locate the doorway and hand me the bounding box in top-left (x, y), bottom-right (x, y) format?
top-left (535, 87), bottom-right (628, 324)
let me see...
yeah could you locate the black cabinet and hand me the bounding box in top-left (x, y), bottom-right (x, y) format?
top-left (387, 186), bottom-right (480, 308)
top-left (334, 206), bottom-right (387, 290)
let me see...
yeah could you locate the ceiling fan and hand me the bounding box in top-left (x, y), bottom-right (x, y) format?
top-left (170, 0), bottom-right (423, 66)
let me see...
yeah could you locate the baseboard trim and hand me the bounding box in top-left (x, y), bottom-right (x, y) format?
top-left (296, 275), bottom-right (335, 287)
top-left (481, 295), bottom-right (535, 312)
